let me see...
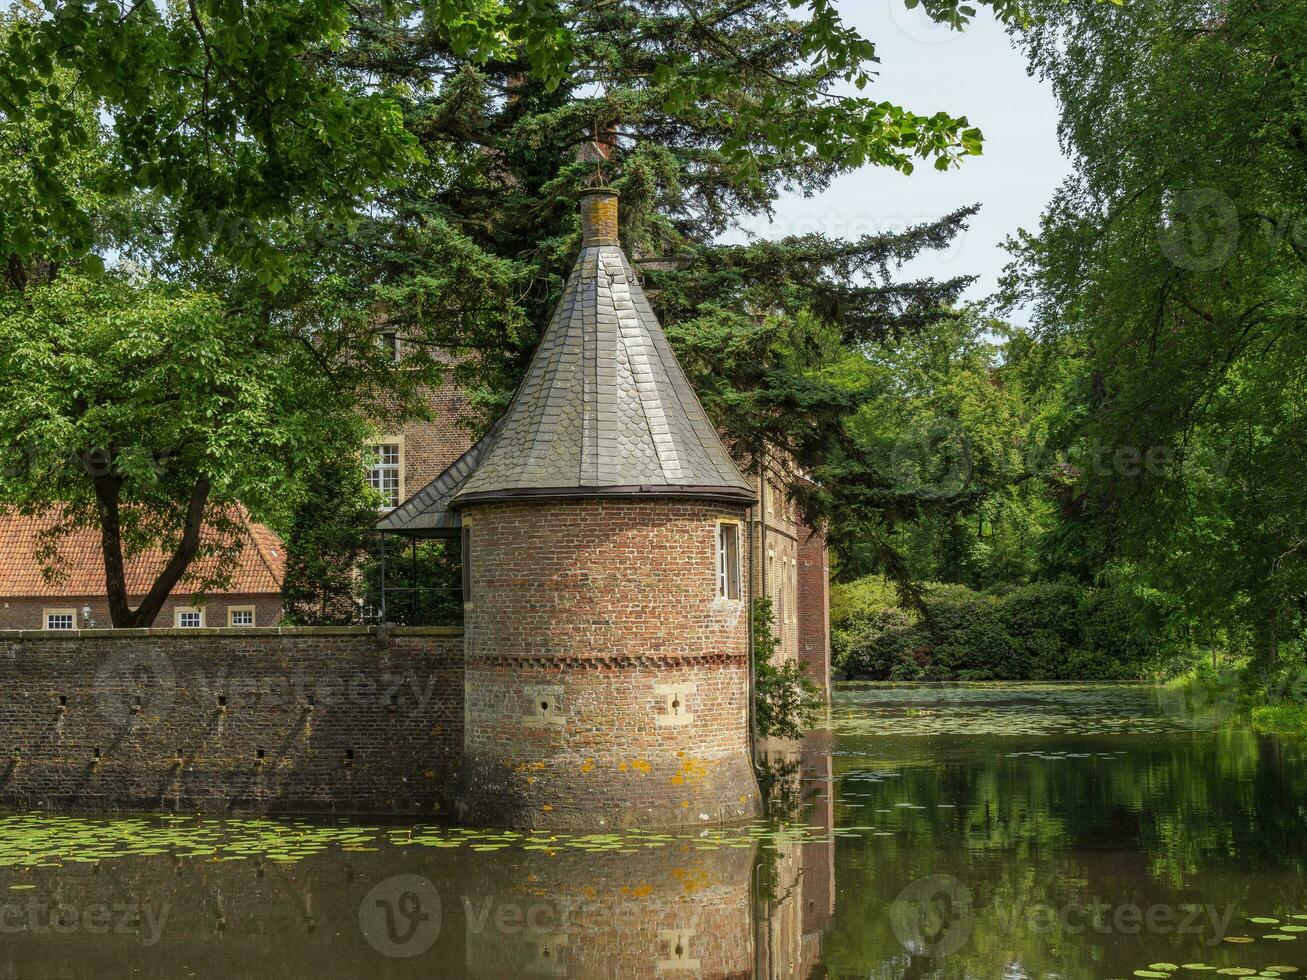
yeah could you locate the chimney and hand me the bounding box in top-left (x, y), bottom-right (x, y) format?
top-left (580, 189), bottom-right (619, 246)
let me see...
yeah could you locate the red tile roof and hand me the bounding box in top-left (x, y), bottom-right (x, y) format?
top-left (0, 507), bottom-right (285, 598)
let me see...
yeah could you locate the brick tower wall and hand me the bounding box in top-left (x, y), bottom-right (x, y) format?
top-left (458, 498), bottom-right (760, 829)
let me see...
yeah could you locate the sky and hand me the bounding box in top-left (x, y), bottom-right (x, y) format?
top-left (743, 4), bottom-right (1072, 322)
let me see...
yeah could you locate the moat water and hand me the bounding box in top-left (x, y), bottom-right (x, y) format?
top-left (1, 683), bottom-right (1305, 979)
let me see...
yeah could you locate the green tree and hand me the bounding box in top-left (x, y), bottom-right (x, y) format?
top-left (839, 309), bottom-right (1051, 587)
top-left (0, 0), bottom-right (1036, 619)
top-left (0, 0), bottom-right (1036, 283)
top-left (0, 272), bottom-right (352, 626)
top-left (753, 598), bottom-right (823, 739)
top-left (280, 455), bottom-right (380, 626)
top-left (1003, 0), bottom-right (1307, 666)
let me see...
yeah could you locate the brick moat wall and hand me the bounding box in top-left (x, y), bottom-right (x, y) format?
top-left (0, 627), bottom-right (463, 815)
top-left (458, 499), bottom-right (760, 829)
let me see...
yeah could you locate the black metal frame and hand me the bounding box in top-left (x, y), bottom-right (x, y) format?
top-left (376, 529), bottom-right (463, 626)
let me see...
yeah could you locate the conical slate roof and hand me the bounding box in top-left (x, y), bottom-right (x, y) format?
top-left (379, 190), bottom-right (753, 537)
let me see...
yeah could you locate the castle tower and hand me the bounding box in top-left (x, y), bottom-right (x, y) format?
top-left (381, 188), bottom-right (760, 828)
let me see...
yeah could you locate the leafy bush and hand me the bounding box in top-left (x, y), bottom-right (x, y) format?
top-left (753, 599), bottom-right (824, 738)
top-left (832, 575), bottom-right (1169, 681)
top-left (832, 607), bottom-right (924, 679)
top-left (830, 575), bottom-right (906, 628)
top-left (1251, 704), bottom-right (1307, 736)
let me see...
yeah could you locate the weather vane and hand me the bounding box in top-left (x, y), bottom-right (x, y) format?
top-left (577, 120), bottom-right (612, 188)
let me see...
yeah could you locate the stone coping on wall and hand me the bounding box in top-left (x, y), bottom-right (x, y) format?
top-left (0, 625), bottom-right (464, 640)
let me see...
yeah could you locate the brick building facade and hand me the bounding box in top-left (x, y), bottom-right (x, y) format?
top-left (0, 509), bottom-right (286, 630)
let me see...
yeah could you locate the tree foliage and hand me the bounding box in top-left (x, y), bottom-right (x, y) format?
top-left (0, 0), bottom-right (1034, 284)
top-left (1002, 0), bottom-right (1307, 666)
top-left (280, 455), bottom-right (380, 626)
top-left (0, 271), bottom-right (355, 625)
top-left (753, 598), bottom-right (823, 739)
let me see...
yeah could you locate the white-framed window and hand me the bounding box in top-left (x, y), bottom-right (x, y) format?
top-left (790, 560), bottom-right (798, 624)
top-left (228, 606), bottom-right (256, 627)
top-left (786, 559), bottom-right (796, 624)
top-left (769, 550), bottom-right (778, 609)
top-left (44, 608), bottom-right (76, 631)
top-left (379, 331), bottom-right (401, 365)
top-left (174, 607), bottom-right (205, 628)
top-left (717, 522), bottom-right (741, 600)
top-left (367, 442), bottom-right (403, 510)
top-left (780, 555), bottom-right (790, 624)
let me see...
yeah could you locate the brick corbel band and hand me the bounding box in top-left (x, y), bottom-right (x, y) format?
top-left (463, 652), bottom-right (748, 670)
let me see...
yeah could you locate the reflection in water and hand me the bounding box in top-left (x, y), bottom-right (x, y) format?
top-left (820, 684), bottom-right (1307, 979)
top-left (0, 733), bottom-right (834, 978)
top-left (2, 684), bottom-right (1306, 978)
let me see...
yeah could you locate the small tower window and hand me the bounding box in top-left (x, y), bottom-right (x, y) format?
top-left (461, 524), bottom-right (473, 604)
top-left (717, 523), bottom-right (741, 600)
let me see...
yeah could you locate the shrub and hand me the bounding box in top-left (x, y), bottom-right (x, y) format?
top-left (1251, 704), bottom-right (1307, 736)
top-left (834, 580), bottom-right (1170, 681)
top-left (830, 575), bottom-right (906, 629)
top-left (833, 608), bottom-right (923, 679)
top-left (753, 599), bottom-right (824, 738)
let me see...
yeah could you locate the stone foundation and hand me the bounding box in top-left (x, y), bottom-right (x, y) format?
top-left (459, 655), bottom-right (758, 828)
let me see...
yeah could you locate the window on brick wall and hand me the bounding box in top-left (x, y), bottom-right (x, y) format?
top-left (768, 551), bottom-right (777, 610)
top-left (780, 557), bottom-right (790, 624)
top-left (379, 331), bottom-right (401, 365)
top-left (44, 608), bottom-right (76, 630)
top-left (175, 607), bottom-right (204, 628)
top-left (367, 443), bottom-right (402, 509)
top-left (717, 523), bottom-right (741, 600)
top-left (461, 524), bottom-right (473, 604)
top-left (228, 606), bottom-right (255, 627)
top-left (789, 560), bottom-right (797, 623)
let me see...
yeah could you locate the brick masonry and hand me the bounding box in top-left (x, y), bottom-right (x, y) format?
top-left (384, 379), bottom-right (476, 500)
top-left (797, 527), bottom-right (832, 702)
top-left (458, 499), bottom-right (760, 829)
top-left (0, 627), bottom-right (463, 815)
top-left (748, 467), bottom-right (831, 695)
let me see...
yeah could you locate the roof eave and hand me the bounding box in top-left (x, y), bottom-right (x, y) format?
top-left (450, 484), bottom-right (757, 508)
